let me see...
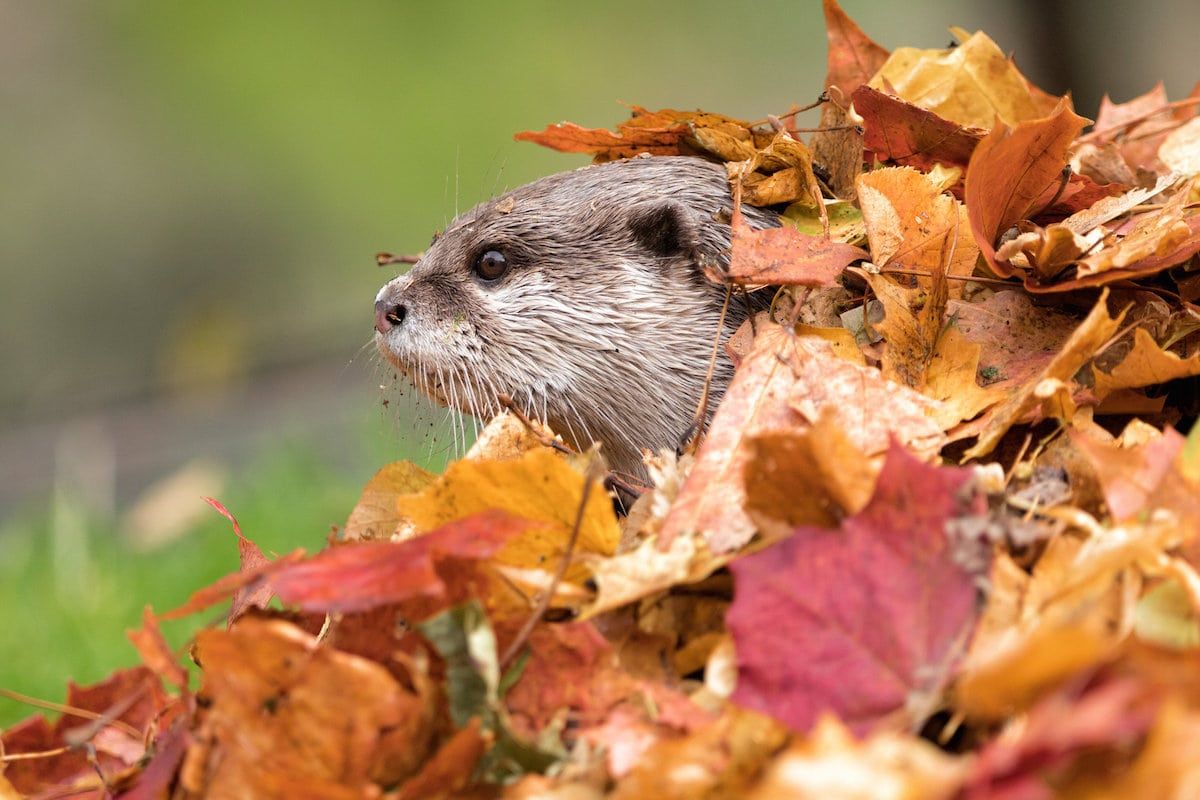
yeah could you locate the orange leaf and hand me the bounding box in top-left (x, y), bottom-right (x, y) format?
top-left (821, 0), bottom-right (889, 98)
top-left (965, 99), bottom-right (1090, 277)
top-left (727, 205), bottom-right (865, 286)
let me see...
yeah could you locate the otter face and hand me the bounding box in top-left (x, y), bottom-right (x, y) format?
top-left (373, 156), bottom-right (777, 475)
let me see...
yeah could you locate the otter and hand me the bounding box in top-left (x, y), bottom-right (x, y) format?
top-left (373, 155), bottom-right (781, 478)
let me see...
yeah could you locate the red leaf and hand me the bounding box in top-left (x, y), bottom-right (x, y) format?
top-left (127, 606), bottom-right (188, 692)
top-left (203, 496), bottom-right (275, 622)
top-left (963, 675), bottom-right (1158, 800)
top-left (965, 99), bottom-right (1090, 277)
top-left (167, 511), bottom-right (534, 619)
top-left (727, 443), bottom-right (986, 735)
top-left (821, 0), bottom-right (889, 98)
top-left (117, 720), bottom-right (191, 800)
top-left (854, 86), bottom-right (985, 170)
top-left (271, 511), bottom-right (534, 613)
top-left (2, 668), bottom-right (169, 796)
top-left (728, 207), bottom-right (866, 286)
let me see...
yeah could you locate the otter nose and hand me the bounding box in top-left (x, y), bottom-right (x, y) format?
top-left (374, 299), bottom-right (406, 334)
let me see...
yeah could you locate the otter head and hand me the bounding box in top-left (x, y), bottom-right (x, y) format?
top-left (373, 156), bottom-right (778, 477)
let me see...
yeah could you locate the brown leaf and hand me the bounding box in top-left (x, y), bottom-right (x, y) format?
top-left (743, 407), bottom-right (876, 536)
top-left (1072, 426), bottom-right (1200, 531)
top-left (126, 606), bottom-right (188, 693)
top-left (726, 205), bottom-right (866, 286)
top-left (609, 707), bottom-right (789, 800)
top-left (1094, 327), bottom-right (1200, 399)
top-left (185, 617), bottom-right (430, 793)
top-left (963, 290), bottom-right (1125, 460)
top-left (810, 96), bottom-right (865, 200)
top-left (393, 718), bottom-right (490, 800)
top-left (854, 85), bottom-right (986, 170)
top-left (1092, 82), bottom-right (1179, 172)
top-left (747, 717), bottom-right (965, 799)
top-left (858, 166), bottom-right (978, 290)
top-left (515, 107), bottom-right (757, 163)
top-left (965, 99), bottom-right (1090, 278)
top-left (923, 327), bottom-right (1007, 429)
top-left (864, 272), bottom-right (947, 388)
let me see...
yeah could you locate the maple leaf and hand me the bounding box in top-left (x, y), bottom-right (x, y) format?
top-left (393, 447), bottom-right (620, 587)
top-left (963, 675), bottom-right (1159, 799)
top-left (747, 716), bottom-right (966, 799)
top-left (727, 443), bottom-right (987, 735)
top-left (342, 460), bottom-right (434, 541)
top-left (725, 203), bottom-right (866, 286)
top-left (1, 667), bottom-right (170, 797)
top-left (1090, 83), bottom-right (1181, 172)
top-left (185, 617), bottom-right (431, 794)
top-left (743, 407), bottom-right (876, 537)
top-left (608, 707), bottom-right (789, 800)
top-left (126, 606), bottom-right (188, 693)
top-left (962, 289), bottom-right (1125, 460)
top-left (857, 166), bottom-right (978, 299)
top-left (659, 324), bottom-right (944, 554)
top-left (203, 496), bottom-right (276, 622)
top-left (1071, 425), bottom-right (1200, 530)
top-left (515, 107), bottom-right (760, 163)
top-left (1093, 327), bottom-right (1200, 399)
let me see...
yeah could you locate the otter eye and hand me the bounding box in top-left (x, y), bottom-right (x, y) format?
top-left (474, 249), bottom-right (509, 282)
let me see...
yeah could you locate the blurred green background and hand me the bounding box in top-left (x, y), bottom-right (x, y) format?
top-left (2, 0), bottom-right (1197, 726)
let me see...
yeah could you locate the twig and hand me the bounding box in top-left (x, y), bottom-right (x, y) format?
top-left (1033, 166), bottom-right (1072, 216)
top-left (1, 745), bottom-right (72, 763)
top-left (750, 93), bottom-right (829, 126)
top-left (680, 283), bottom-right (733, 457)
top-left (499, 457), bottom-right (601, 669)
top-left (879, 267), bottom-right (1017, 287)
top-left (376, 252), bottom-right (421, 267)
top-left (0, 688), bottom-right (141, 740)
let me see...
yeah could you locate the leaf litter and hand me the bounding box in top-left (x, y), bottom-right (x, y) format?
top-left (5, 3), bottom-right (1200, 798)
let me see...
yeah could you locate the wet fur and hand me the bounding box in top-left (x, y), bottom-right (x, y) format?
top-left (375, 156), bottom-right (780, 477)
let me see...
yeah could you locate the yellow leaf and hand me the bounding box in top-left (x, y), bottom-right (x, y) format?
top-left (1094, 327), bottom-right (1200, 400)
top-left (870, 30), bottom-right (1046, 128)
top-left (343, 461), bottom-right (435, 541)
top-left (394, 448), bottom-right (619, 584)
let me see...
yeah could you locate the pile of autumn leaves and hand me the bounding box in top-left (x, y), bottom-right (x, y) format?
top-left (6, 1), bottom-right (1200, 797)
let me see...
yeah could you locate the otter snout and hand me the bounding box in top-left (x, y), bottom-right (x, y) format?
top-left (374, 298), bottom-right (406, 334)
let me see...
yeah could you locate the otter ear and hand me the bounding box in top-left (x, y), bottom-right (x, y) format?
top-left (625, 199), bottom-right (699, 257)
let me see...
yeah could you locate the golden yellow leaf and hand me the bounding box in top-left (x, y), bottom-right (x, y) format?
top-left (394, 447), bottom-right (619, 584)
top-left (870, 30), bottom-right (1046, 129)
top-left (1094, 327), bottom-right (1200, 399)
top-left (747, 716), bottom-right (966, 800)
top-left (857, 167), bottom-right (978, 295)
top-left (923, 327), bottom-right (1006, 429)
top-left (864, 271), bottom-right (948, 388)
top-left (343, 461), bottom-right (435, 541)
